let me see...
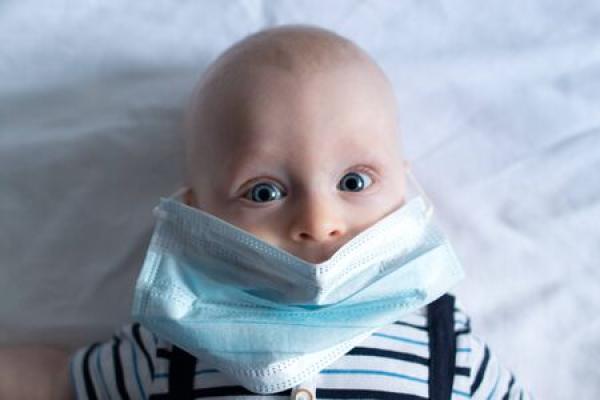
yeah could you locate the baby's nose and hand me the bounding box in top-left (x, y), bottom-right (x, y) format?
top-left (296, 224), bottom-right (342, 242)
top-left (289, 201), bottom-right (347, 244)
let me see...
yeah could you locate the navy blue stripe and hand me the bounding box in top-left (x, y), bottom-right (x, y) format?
top-left (502, 374), bottom-right (515, 400)
top-left (195, 386), bottom-right (291, 398)
top-left (427, 294), bottom-right (456, 400)
top-left (132, 323), bottom-right (155, 378)
top-left (348, 345), bottom-right (469, 378)
top-left (393, 321), bottom-right (428, 331)
top-left (168, 346), bottom-right (197, 400)
top-left (456, 319), bottom-right (472, 336)
top-left (112, 335), bottom-right (131, 400)
top-left (316, 389), bottom-right (427, 400)
top-left (82, 342), bottom-right (100, 400)
top-left (156, 348), bottom-right (171, 359)
top-left (470, 344), bottom-right (490, 394)
top-left (347, 346), bottom-right (429, 366)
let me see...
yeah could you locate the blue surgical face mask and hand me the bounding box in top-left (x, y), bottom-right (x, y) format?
top-left (131, 169), bottom-right (465, 394)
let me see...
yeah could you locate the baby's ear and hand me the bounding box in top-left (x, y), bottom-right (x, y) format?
top-left (183, 187), bottom-right (197, 207)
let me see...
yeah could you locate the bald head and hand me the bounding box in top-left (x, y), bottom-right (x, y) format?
top-left (183, 25), bottom-right (401, 188)
top-left (179, 24), bottom-right (407, 262)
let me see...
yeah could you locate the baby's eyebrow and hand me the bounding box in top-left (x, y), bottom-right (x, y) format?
top-left (226, 151), bottom-right (282, 186)
top-left (228, 158), bottom-right (387, 190)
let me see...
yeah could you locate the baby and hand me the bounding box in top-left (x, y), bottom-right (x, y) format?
top-left (0, 25), bottom-right (530, 399)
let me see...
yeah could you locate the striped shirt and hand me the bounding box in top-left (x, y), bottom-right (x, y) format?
top-left (70, 302), bottom-right (531, 399)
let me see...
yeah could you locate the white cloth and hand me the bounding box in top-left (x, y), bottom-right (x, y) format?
top-left (1, 1), bottom-right (599, 398)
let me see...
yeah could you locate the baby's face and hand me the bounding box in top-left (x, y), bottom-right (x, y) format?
top-left (184, 57), bottom-right (406, 264)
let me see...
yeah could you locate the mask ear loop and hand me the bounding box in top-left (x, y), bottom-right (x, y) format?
top-left (152, 187), bottom-right (191, 218)
top-left (169, 186), bottom-right (190, 200)
top-left (405, 162), bottom-right (434, 220)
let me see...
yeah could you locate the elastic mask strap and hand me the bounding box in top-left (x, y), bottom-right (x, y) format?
top-left (151, 187), bottom-right (189, 217)
top-left (169, 186), bottom-right (190, 200)
top-left (405, 165), bottom-right (434, 220)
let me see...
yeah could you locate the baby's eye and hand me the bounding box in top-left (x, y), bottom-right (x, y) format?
top-left (244, 182), bottom-right (288, 203)
top-left (338, 171), bottom-right (373, 192)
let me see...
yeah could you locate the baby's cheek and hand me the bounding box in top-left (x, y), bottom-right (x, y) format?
top-left (241, 225), bottom-right (281, 247)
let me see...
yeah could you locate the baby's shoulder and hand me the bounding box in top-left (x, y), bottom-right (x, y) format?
top-left (396, 296), bottom-right (531, 399)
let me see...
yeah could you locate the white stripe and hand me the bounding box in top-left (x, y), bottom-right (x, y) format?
top-left (316, 369), bottom-right (429, 398)
top-left (455, 333), bottom-right (472, 363)
top-left (361, 331), bottom-right (430, 358)
top-left (137, 324), bottom-right (157, 377)
top-left (384, 320), bottom-right (431, 341)
top-left (452, 374), bottom-right (472, 396)
top-left (118, 334), bottom-right (143, 399)
top-left (98, 341), bottom-right (121, 400)
top-left (88, 344), bottom-right (110, 400)
top-left (327, 352), bottom-right (429, 380)
top-left (398, 310), bottom-right (429, 327)
top-left (69, 347), bottom-right (86, 398)
top-left (126, 327), bottom-right (154, 390)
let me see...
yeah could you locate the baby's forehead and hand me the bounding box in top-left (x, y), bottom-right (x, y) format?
top-left (188, 73), bottom-right (398, 165)
top-left (184, 26), bottom-right (400, 178)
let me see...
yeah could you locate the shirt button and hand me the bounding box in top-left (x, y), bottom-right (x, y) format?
top-left (294, 388), bottom-right (313, 400)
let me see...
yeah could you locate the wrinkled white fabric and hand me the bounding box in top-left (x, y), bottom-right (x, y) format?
top-left (1, 2), bottom-right (599, 398)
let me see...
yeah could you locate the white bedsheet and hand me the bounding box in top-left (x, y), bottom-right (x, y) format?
top-left (1, 1), bottom-right (599, 398)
